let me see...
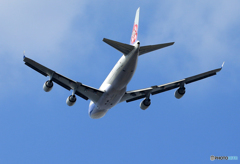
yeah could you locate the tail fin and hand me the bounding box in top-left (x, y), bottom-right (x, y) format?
top-left (130, 7), bottom-right (140, 45)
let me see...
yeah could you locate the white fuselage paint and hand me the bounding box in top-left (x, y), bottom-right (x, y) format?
top-left (88, 42), bottom-right (140, 119)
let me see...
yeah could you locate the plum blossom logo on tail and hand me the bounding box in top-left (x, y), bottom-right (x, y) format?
top-left (131, 24), bottom-right (138, 44)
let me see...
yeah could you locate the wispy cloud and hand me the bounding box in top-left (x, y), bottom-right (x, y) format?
top-left (0, 0), bottom-right (89, 95)
top-left (131, 0), bottom-right (240, 92)
top-left (0, 0), bottom-right (87, 60)
top-left (0, 0), bottom-right (239, 96)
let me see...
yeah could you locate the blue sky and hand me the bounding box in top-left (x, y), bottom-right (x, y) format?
top-left (0, 0), bottom-right (239, 163)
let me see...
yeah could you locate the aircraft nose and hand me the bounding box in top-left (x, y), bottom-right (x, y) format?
top-left (88, 102), bottom-right (96, 115)
top-left (90, 110), bottom-right (106, 119)
top-left (88, 102), bottom-right (107, 119)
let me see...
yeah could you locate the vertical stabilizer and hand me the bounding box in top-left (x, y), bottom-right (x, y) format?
top-left (130, 7), bottom-right (140, 45)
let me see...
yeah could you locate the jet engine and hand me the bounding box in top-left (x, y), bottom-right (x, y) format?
top-left (175, 87), bottom-right (186, 99)
top-left (140, 98), bottom-right (151, 110)
top-left (66, 95), bottom-right (77, 106)
top-left (43, 80), bottom-right (53, 92)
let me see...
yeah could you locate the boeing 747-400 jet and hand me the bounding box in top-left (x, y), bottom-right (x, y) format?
top-left (23, 8), bottom-right (223, 119)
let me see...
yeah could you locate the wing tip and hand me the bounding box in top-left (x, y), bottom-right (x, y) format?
top-left (23, 50), bottom-right (26, 61)
top-left (221, 61), bottom-right (225, 68)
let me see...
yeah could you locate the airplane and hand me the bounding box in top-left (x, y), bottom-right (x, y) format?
top-left (23, 8), bottom-right (223, 119)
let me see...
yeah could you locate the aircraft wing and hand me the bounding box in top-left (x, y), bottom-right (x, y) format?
top-left (23, 56), bottom-right (104, 103)
top-left (120, 64), bottom-right (223, 103)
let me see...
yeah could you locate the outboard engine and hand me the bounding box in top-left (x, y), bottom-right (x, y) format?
top-left (66, 95), bottom-right (77, 106)
top-left (43, 80), bottom-right (53, 92)
top-left (140, 98), bottom-right (151, 110)
top-left (175, 87), bottom-right (186, 99)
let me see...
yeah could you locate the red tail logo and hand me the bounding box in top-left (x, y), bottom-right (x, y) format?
top-left (131, 24), bottom-right (138, 44)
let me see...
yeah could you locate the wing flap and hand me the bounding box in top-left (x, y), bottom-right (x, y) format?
top-left (24, 58), bottom-right (51, 76)
top-left (185, 68), bottom-right (221, 84)
top-left (51, 73), bottom-right (73, 90)
top-left (121, 80), bottom-right (184, 103)
top-left (75, 91), bottom-right (88, 100)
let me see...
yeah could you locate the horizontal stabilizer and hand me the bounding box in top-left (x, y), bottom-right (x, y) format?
top-left (139, 42), bottom-right (174, 56)
top-left (103, 38), bottom-right (135, 55)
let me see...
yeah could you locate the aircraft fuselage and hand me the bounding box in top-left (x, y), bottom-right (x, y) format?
top-left (89, 42), bottom-right (140, 118)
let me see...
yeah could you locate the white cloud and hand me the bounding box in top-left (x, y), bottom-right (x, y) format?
top-left (0, 0), bottom-right (239, 97)
top-left (0, 0), bottom-right (87, 59)
top-left (0, 0), bottom-right (89, 95)
top-left (138, 0), bottom-right (240, 90)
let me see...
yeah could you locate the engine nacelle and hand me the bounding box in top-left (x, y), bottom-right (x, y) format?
top-left (140, 98), bottom-right (151, 110)
top-left (66, 95), bottom-right (77, 106)
top-left (175, 87), bottom-right (186, 99)
top-left (43, 80), bottom-right (53, 92)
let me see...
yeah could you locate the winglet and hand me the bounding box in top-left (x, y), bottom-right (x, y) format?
top-left (221, 61), bottom-right (225, 68)
top-left (23, 50), bottom-right (26, 61)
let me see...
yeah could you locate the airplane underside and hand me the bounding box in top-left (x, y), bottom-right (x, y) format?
top-left (23, 7), bottom-right (223, 119)
top-left (89, 45), bottom-right (139, 119)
